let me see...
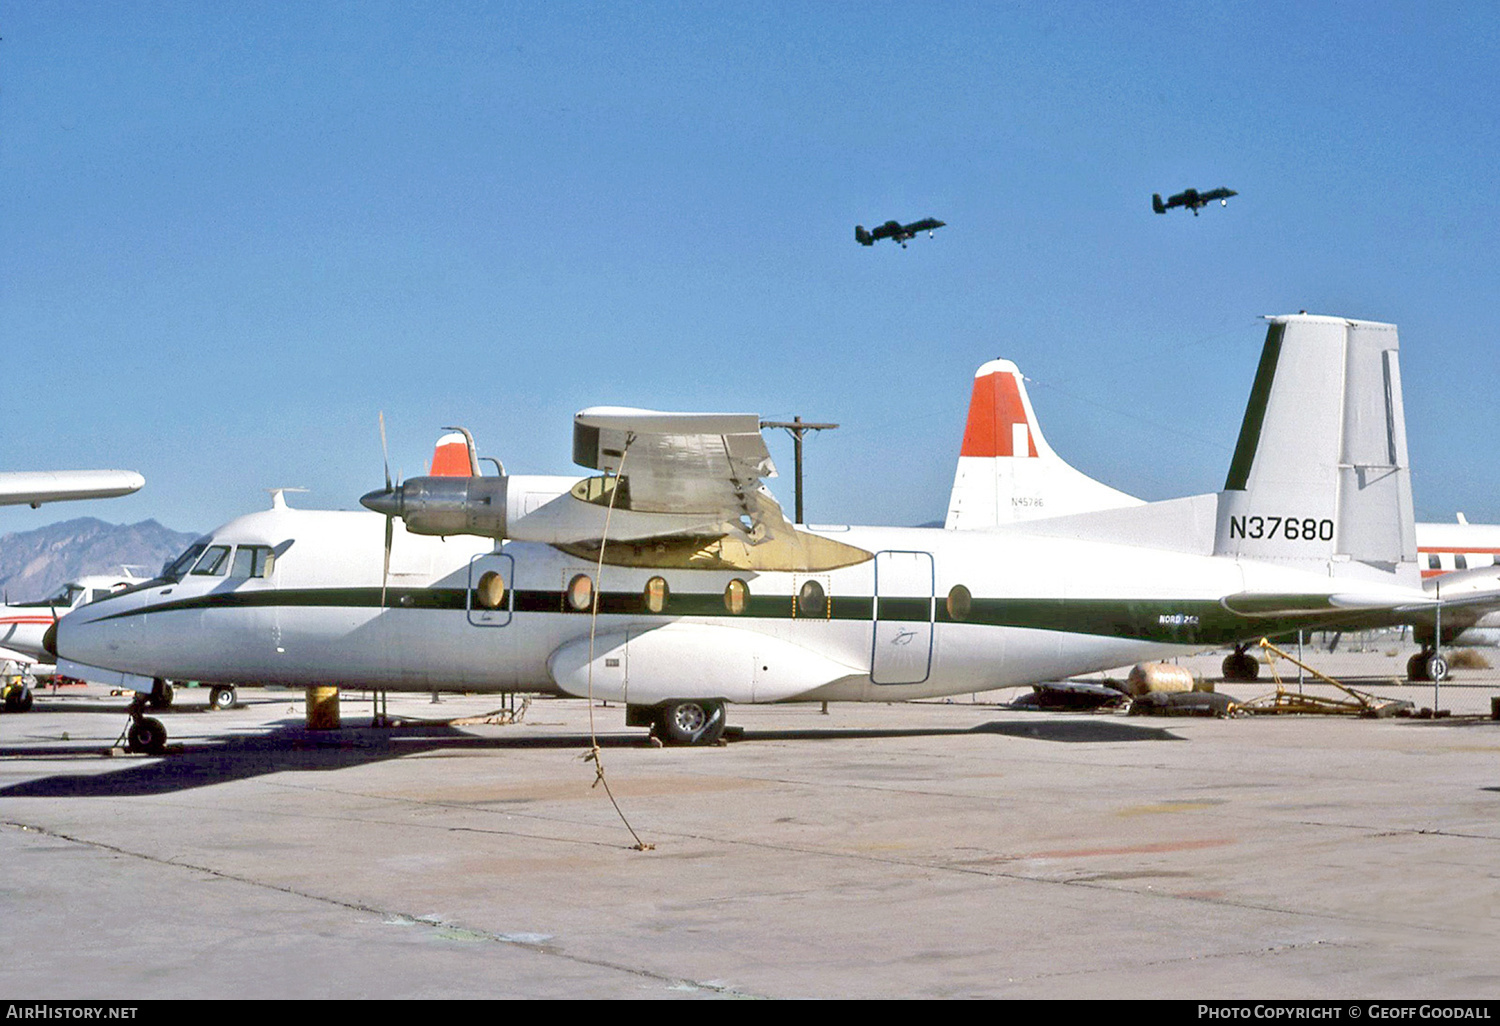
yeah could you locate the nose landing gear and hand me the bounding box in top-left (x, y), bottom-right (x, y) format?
top-left (121, 691), bottom-right (169, 754)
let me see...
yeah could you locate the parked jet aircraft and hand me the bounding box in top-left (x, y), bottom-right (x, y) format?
top-left (855, 218), bottom-right (945, 248)
top-left (0, 571), bottom-right (145, 712)
top-left (1, 572), bottom-right (145, 664)
top-left (1152, 188), bottom-right (1237, 216)
top-left (942, 350), bottom-right (1500, 680)
top-left (54, 314), bottom-right (1469, 753)
top-left (0, 470), bottom-right (144, 508)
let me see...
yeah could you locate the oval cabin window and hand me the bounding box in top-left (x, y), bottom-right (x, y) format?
top-left (643, 576), bottom-right (669, 613)
top-left (797, 579), bottom-right (827, 618)
top-left (567, 573), bottom-right (594, 612)
top-left (946, 584), bottom-right (972, 621)
top-left (475, 570), bottom-right (506, 610)
top-left (724, 579), bottom-right (749, 615)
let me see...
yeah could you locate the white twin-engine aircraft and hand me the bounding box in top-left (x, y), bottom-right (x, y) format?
top-left (945, 344), bottom-right (1500, 678)
top-left (53, 314), bottom-right (1480, 752)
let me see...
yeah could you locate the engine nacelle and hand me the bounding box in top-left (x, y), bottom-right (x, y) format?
top-left (362, 474), bottom-right (581, 539)
top-left (374, 475), bottom-right (509, 537)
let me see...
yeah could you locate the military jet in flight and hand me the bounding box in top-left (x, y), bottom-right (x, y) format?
top-left (855, 218), bottom-right (945, 248)
top-left (1152, 187), bottom-right (1237, 216)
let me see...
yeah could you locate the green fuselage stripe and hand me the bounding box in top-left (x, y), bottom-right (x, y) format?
top-left (86, 585), bottom-right (1375, 646)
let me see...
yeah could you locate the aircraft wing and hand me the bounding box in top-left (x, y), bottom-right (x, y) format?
top-left (0, 471), bottom-right (144, 508)
top-left (572, 407), bottom-right (793, 541)
top-left (905, 218), bottom-right (945, 233)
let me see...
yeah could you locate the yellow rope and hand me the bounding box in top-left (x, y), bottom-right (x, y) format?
top-left (582, 437), bottom-right (653, 851)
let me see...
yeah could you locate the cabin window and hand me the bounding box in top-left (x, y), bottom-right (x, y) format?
top-left (947, 584), bottom-right (972, 621)
top-left (230, 545), bottom-right (276, 579)
top-left (1456, 554), bottom-right (1469, 571)
top-left (475, 570), bottom-right (507, 610)
top-left (643, 576), bottom-right (669, 613)
top-left (797, 579), bottom-right (827, 618)
top-left (724, 579), bottom-right (749, 615)
top-left (1428, 554), bottom-right (1441, 571)
top-left (191, 545), bottom-right (232, 576)
top-left (567, 573), bottom-right (594, 612)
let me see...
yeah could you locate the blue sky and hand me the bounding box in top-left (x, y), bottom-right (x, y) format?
top-left (3, 1), bottom-right (1497, 539)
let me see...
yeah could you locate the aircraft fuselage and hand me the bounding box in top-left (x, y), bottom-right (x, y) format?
top-left (54, 504), bottom-right (1423, 704)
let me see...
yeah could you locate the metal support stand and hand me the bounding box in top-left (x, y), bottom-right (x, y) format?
top-left (1434, 581), bottom-right (1443, 713)
top-left (372, 689), bottom-right (390, 728)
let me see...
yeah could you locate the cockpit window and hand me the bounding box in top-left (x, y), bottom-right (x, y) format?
top-left (230, 545), bottom-right (275, 579)
top-left (47, 585), bottom-right (87, 608)
top-left (163, 543), bottom-right (208, 581)
top-left (191, 545), bottom-right (232, 576)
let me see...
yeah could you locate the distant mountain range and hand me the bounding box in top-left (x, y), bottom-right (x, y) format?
top-left (0, 518), bottom-right (199, 602)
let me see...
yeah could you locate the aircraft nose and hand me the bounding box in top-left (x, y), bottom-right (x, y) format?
top-left (360, 487), bottom-right (400, 517)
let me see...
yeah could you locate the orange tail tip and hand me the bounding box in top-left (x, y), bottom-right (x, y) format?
top-left (429, 432), bottom-right (476, 477)
top-left (959, 359), bottom-right (1038, 458)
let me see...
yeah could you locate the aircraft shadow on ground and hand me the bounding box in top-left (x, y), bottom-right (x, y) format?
top-left (0, 713), bottom-right (1182, 799)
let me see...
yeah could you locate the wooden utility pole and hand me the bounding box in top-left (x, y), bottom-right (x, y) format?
top-left (760, 416), bottom-right (838, 523)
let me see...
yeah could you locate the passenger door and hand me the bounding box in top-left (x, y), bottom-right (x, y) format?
top-left (871, 550), bottom-right (934, 685)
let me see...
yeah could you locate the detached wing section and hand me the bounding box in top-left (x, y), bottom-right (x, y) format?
top-left (362, 407), bottom-right (870, 570)
top-left (572, 407), bottom-right (792, 544)
top-left (0, 470), bottom-right (144, 508)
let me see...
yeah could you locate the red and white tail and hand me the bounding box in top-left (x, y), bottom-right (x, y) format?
top-left (429, 431), bottom-right (479, 477)
top-left (945, 359), bottom-right (1140, 529)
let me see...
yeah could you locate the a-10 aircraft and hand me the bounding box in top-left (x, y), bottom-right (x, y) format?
top-left (855, 218), bottom-right (945, 248)
top-left (1152, 187), bottom-right (1237, 215)
top-left (52, 314), bottom-right (1481, 753)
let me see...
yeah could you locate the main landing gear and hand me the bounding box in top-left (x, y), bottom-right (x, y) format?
top-left (1221, 645), bottom-right (1261, 682)
top-left (1406, 650), bottom-right (1449, 682)
top-left (628, 699), bottom-right (728, 746)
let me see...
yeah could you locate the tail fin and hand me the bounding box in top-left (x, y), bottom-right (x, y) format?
top-left (855, 225), bottom-right (872, 246)
top-left (1214, 315), bottom-right (1417, 577)
top-left (429, 429), bottom-right (480, 477)
top-left (944, 359), bottom-right (1140, 529)
top-left (1152, 193), bottom-right (1166, 214)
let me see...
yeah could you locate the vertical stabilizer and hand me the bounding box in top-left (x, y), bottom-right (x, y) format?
top-left (945, 359), bottom-right (1141, 529)
top-left (429, 430), bottom-right (479, 477)
top-left (1214, 315), bottom-right (1417, 577)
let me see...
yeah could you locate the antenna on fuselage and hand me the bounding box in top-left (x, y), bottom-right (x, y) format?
top-left (267, 487), bottom-right (309, 509)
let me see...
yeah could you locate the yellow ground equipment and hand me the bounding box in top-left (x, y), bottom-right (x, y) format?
top-left (1237, 638), bottom-right (1413, 718)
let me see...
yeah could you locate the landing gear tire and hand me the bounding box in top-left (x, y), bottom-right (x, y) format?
top-left (209, 686), bottom-right (236, 711)
top-left (4, 687), bottom-right (34, 712)
top-left (1222, 649), bottom-right (1260, 682)
top-left (1408, 651), bottom-right (1448, 682)
top-left (148, 678), bottom-right (174, 710)
top-left (655, 699), bottom-right (726, 746)
top-left (127, 716), bottom-right (168, 754)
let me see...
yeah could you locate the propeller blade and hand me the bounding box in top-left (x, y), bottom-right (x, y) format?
top-left (379, 411), bottom-right (392, 493)
top-left (381, 512), bottom-right (393, 609)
